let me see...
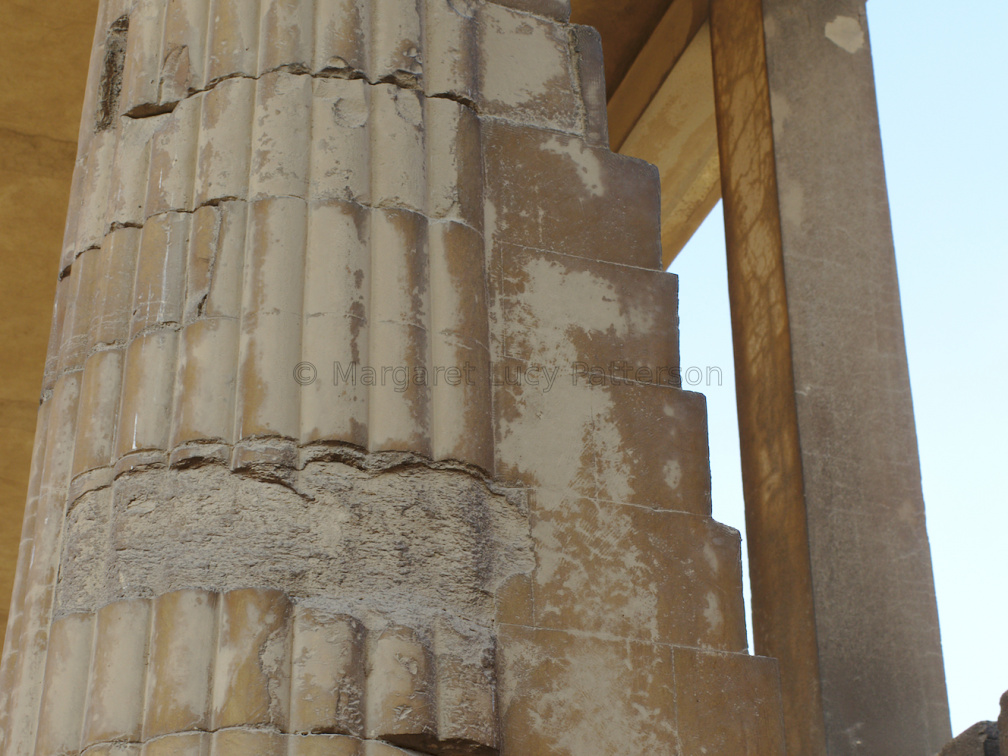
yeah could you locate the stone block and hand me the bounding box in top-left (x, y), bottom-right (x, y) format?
top-left (425, 98), bottom-right (483, 229)
top-left (313, 0), bottom-right (368, 76)
top-left (87, 743), bottom-right (142, 756)
top-left (159, 0), bottom-right (211, 104)
top-left (60, 156), bottom-right (87, 274)
top-left (235, 196), bottom-right (307, 440)
top-left (430, 223), bottom-right (489, 353)
top-left (62, 246), bottom-right (102, 372)
top-left (572, 24), bottom-right (608, 147)
top-left (310, 77), bottom-right (371, 205)
top-left (365, 625), bottom-right (436, 749)
top-left (57, 489), bottom-right (112, 618)
top-left (367, 208), bottom-right (431, 455)
top-left (194, 200), bottom-right (248, 320)
top-left (492, 358), bottom-right (596, 496)
top-left (92, 227), bottom-right (141, 349)
top-left (259, 0), bottom-right (316, 75)
top-left (250, 72), bottom-right (313, 201)
top-left (33, 613), bottom-right (94, 755)
top-left (497, 624), bottom-right (676, 755)
top-left (40, 371), bottom-right (83, 498)
top-left (144, 590), bottom-right (217, 739)
top-left (72, 348), bottom-right (124, 478)
top-left (43, 277), bottom-right (73, 392)
top-left (592, 382), bottom-right (712, 513)
top-left (120, 0), bottom-right (168, 115)
top-left (494, 572), bottom-right (534, 628)
top-left (433, 624), bottom-right (497, 753)
top-left (288, 734), bottom-right (363, 756)
top-left (529, 492), bottom-right (745, 648)
top-left (300, 199), bottom-right (370, 447)
top-left (115, 329), bottom-right (178, 458)
top-left (478, 3), bottom-right (578, 132)
top-left (76, 128), bottom-right (116, 256)
top-left (211, 588), bottom-right (293, 730)
top-left (496, 242), bottom-right (678, 376)
top-left (82, 599), bottom-right (152, 745)
top-left (142, 733), bottom-right (210, 756)
top-left (674, 647), bottom-right (786, 756)
top-left (170, 317), bottom-right (240, 447)
top-left (493, 362), bottom-right (710, 515)
top-left (429, 221), bottom-right (492, 469)
top-left (424, 0), bottom-right (478, 102)
top-left (195, 76), bottom-right (255, 207)
top-left (182, 205), bottom-right (217, 323)
top-left (131, 211), bottom-right (190, 336)
top-left (484, 120), bottom-right (661, 268)
top-left (371, 84), bottom-right (426, 214)
top-left (369, 0), bottom-right (422, 81)
top-left (431, 339), bottom-right (492, 470)
top-left (205, 0), bottom-right (259, 84)
top-left (289, 608), bottom-right (366, 736)
top-left (210, 729), bottom-right (287, 756)
top-left (145, 93), bottom-right (200, 217)
top-left (107, 114), bottom-right (161, 229)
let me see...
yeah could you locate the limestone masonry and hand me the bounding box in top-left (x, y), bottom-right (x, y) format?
top-left (0, 0), bottom-right (959, 754)
top-left (0, 0), bottom-right (783, 753)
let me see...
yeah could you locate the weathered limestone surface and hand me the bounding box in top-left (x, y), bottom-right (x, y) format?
top-left (709, 0), bottom-right (950, 754)
top-left (937, 721), bottom-right (1001, 756)
top-left (1, 1), bottom-right (786, 754)
top-left (1001, 691), bottom-right (1008, 756)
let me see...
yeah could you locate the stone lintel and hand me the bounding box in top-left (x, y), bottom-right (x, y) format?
top-left (617, 22), bottom-right (720, 267)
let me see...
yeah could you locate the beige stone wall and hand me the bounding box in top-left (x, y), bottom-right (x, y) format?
top-left (1, 1), bottom-right (786, 754)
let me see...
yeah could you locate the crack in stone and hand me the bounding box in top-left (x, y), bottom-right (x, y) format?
top-left (119, 62), bottom-right (481, 128)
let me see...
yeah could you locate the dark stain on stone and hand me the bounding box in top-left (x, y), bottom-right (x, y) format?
top-left (97, 15), bottom-right (129, 132)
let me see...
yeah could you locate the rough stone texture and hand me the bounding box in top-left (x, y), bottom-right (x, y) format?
top-left (1001, 691), bottom-right (1008, 756)
top-left (1, 1), bottom-right (787, 754)
top-left (938, 722), bottom-right (1001, 756)
top-left (710, 0), bottom-right (950, 754)
top-left (56, 460), bottom-right (533, 627)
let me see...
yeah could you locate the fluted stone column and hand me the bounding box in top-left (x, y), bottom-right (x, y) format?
top-left (2, 1), bottom-right (786, 754)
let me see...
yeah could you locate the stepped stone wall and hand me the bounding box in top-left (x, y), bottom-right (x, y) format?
top-left (0, 1), bottom-right (786, 754)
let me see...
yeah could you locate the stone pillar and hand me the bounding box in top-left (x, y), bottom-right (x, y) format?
top-left (1, 1), bottom-right (787, 754)
top-left (709, 0), bottom-right (951, 754)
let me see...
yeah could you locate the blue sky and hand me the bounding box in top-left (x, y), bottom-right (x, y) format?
top-left (671, 0), bottom-right (1007, 734)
